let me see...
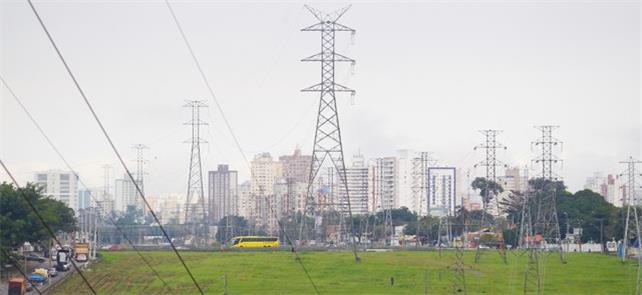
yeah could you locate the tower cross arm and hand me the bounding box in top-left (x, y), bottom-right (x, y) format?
top-left (301, 82), bottom-right (355, 93)
top-left (302, 52), bottom-right (355, 63)
top-left (301, 22), bottom-right (355, 32)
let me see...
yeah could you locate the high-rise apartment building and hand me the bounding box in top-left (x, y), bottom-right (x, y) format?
top-left (34, 170), bottom-right (79, 214)
top-left (114, 174), bottom-right (139, 213)
top-left (208, 165), bottom-right (238, 225)
top-left (237, 181), bottom-right (252, 218)
top-left (250, 153), bottom-right (282, 231)
top-left (396, 150), bottom-right (414, 211)
top-left (338, 153), bottom-right (369, 215)
top-left (427, 167), bottom-right (457, 217)
top-left (279, 148), bottom-right (312, 184)
top-left (370, 157), bottom-right (397, 211)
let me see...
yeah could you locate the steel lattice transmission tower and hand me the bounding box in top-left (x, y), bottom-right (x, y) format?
top-left (184, 100), bottom-right (208, 230)
top-left (474, 130), bottom-right (507, 185)
top-left (620, 157), bottom-right (642, 265)
top-left (299, 5), bottom-right (360, 262)
top-left (532, 125), bottom-right (563, 180)
top-left (473, 129), bottom-right (508, 264)
top-left (132, 144), bottom-right (148, 213)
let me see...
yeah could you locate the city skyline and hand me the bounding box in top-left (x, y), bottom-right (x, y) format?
top-left (1, 2), bottom-right (640, 197)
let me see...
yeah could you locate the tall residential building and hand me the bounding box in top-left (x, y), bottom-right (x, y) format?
top-left (77, 189), bottom-right (95, 210)
top-left (279, 148), bottom-right (312, 184)
top-left (498, 166), bottom-right (528, 193)
top-left (237, 181), bottom-right (252, 218)
top-left (427, 167), bottom-right (457, 217)
top-left (114, 174), bottom-right (139, 213)
top-left (250, 153), bottom-right (282, 231)
top-left (34, 170), bottom-right (79, 214)
top-left (396, 150), bottom-right (414, 212)
top-left (370, 157), bottom-right (397, 211)
top-left (208, 165), bottom-right (239, 225)
top-left (338, 153), bottom-right (369, 215)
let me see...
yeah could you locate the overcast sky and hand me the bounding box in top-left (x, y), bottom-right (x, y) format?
top-left (1, 0), bottom-right (640, 197)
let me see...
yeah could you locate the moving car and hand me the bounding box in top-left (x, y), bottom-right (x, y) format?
top-left (230, 236), bottom-right (280, 248)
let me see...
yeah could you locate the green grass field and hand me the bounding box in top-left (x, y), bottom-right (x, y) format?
top-left (52, 250), bottom-right (639, 294)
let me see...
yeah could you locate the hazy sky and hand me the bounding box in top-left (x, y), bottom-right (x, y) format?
top-left (1, 0), bottom-right (640, 197)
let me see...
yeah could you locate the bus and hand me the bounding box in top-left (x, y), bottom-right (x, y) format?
top-left (230, 236), bottom-right (280, 248)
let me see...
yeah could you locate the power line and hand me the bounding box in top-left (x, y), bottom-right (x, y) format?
top-left (0, 160), bottom-right (97, 295)
top-left (24, 1), bottom-right (203, 293)
top-left (0, 75), bottom-right (174, 293)
top-left (163, 0), bottom-right (250, 167)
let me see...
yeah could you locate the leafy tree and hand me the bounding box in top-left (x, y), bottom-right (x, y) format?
top-left (503, 179), bottom-right (619, 246)
top-left (0, 182), bottom-right (77, 261)
top-left (471, 177), bottom-right (503, 207)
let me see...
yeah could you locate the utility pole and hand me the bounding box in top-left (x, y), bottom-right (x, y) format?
top-left (299, 5), bottom-right (360, 262)
top-left (184, 100), bottom-right (208, 246)
top-left (473, 129), bottom-right (507, 263)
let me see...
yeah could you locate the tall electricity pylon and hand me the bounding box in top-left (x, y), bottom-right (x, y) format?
top-left (532, 125), bottom-right (562, 180)
top-left (184, 100), bottom-right (208, 243)
top-left (473, 130), bottom-right (507, 263)
top-left (132, 144), bottom-right (148, 213)
top-left (299, 5), bottom-right (360, 262)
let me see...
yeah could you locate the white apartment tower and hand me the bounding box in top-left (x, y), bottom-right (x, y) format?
top-left (34, 170), bottom-right (79, 214)
top-left (427, 167), bottom-right (457, 217)
top-left (338, 153), bottom-right (369, 215)
top-left (250, 153), bottom-right (282, 232)
top-left (370, 157), bottom-right (397, 211)
top-left (114, 174), bottom-right (139, 213)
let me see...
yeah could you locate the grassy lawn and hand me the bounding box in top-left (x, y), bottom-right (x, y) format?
top-left (52, 250), bottom-right (638, 294)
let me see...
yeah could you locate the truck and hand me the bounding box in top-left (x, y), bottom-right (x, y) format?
top-left (74, 243), bottom-right (90, 262)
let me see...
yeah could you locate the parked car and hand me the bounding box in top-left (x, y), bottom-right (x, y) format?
top-left (49, 268), bottom-right (58, 277)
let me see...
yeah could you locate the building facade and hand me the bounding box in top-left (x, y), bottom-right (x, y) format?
top-left (427, 167), bottom-right (457, 217)
top-left (337, 153), bottom-right (369, 215)
top-left (279, 148), bottom-right (312, 184)
top-left (208, 165), bottom-right (239, 225)
top-left (34, 170), bottom-right (79, 214)
top-left (114, 174), bottom-right (139, 213)
top-left (370, 157), bottom-right (397, 212)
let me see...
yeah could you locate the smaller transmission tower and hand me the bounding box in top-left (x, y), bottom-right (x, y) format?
top-left (101, 164), bottom-right (113, 216)
top-left (473, 130), bottom-right (507, 263)
top-left (183, 100), bottom-right (208, 244)
top-left (412, 152), bottom-right (435, 249)
top-left (132, 144), bottom-right (148, 212)
top-left (620, 157), bottom-right (642, 265)
top-left (452, 238), bottom-right (467, 295)
top-left (532, 125), bottom-right (562, 180)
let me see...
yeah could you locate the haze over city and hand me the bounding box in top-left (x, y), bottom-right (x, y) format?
top-left (1, 1), bottom-right (639, 197)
